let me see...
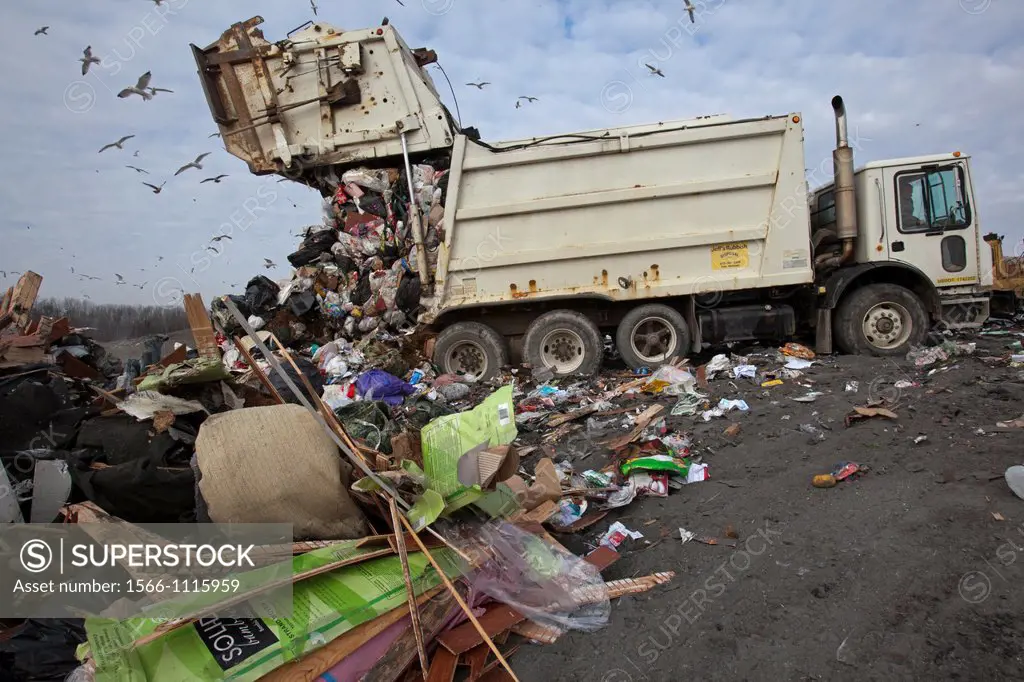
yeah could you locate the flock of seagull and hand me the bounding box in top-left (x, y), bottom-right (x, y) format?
top-left (14, 19), bottom-right (249, 292)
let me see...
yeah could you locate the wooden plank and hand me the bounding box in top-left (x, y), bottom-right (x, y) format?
top-left (183, 293), bottom-right (219, 360)
top-left (6, 272), bottom-right (42, 332)
top-left (426, 648), bottom-right (458, 682)
top-left (233, 336), bottom-right (284, 403)
top-left (437, 605), bottom-right (525, 655)
top-left (606, 404), bottom-right (664, 450)
top-left (361, 587), bottom-right (464, 682)
top-left (260, 587), bottom-right (443, 682)
top-left (475, 646), bottom-right (520, 681)
top-left (389, 497), bottom-right (429, 678)
top-left (56, 353), bottom-right (101, 380)
top-left (147, 344), bottom-right (187, 372)
top-left (583, 546), bottom-right (621, 572)
top-left (45, 318), bottom-right (71, 344)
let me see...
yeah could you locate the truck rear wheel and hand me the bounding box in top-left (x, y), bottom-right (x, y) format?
top-left (523, 310), bottom-right (603, 377)
top-left (432, 321), bottom-right (508, 382)
top-left (615, 304), bottom-right (691, 369)
top-left (834, 283), bottom-right (928, 356)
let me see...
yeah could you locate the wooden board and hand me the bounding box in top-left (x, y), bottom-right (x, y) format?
top-left (426, 648), bottom-right (458, 682)
top-left (361, 587), bottom-right (463, 682)
top-left (437, 605), bottom-right (525, 655)
top-left (183, 293), bottom-right (219, 360)
top-left (5, 272), bottom-right (42, 332)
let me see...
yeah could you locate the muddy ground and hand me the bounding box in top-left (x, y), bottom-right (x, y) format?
top-left (513, 329), bottom-right (1024, 681)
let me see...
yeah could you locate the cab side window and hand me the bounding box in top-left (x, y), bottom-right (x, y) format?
top-left (895, 166), bottom-right (970, 234)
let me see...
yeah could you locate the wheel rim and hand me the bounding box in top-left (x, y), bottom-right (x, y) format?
top-left (444, 341), bottom-right (488, 378)
top-left (862, 301), bottom-right (913, 349)
top-left (539, 329), bottom-right (586, 374)
top-left (629, 316), bottom-right (678, 364)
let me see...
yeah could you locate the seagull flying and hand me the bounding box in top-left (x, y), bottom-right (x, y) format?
top-left (396, 0), bottom-right (405, 5)
top-left (118, 71), bottom-right (153, 100)
top-left (518, 96), bottom-right (539, 103)
top-left (35, 26), bottom-right (49, 36)
top-left (310, 0), bottom-right (318, 15)
top-left (645, 63), bottom-right (666, 78)
top-left (174, 152), bottom-right (212, 176)
top-left (114, 273), bottom-right (125, 284)
top-left (684, 0), bottom-right (696, 24)
top-left (150, 0), bottom-right (166, 5)
top-left (211, 234), bottom-right (232, 243)
top-left (133, 282), bottom-right (148, 290)
top-left (466, 81), bottom-right (490, 89)
top-left (263, 258), bottom-right (277, 269)
top-left (98, 135), bottom-right (135, 153)
top-left (208, 132), bottom-right (221, 138)
top-left (126, 165), bottom-right (149, 174)
top-left (80, 46), bottom-right (101, 75)
top-left (142, 181), bottom-right (166, 194)
top-left (201, 174), bottom-right (229, 184)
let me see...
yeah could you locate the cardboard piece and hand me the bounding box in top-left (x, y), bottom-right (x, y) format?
top-left (503, 458), bottom-right (560, 512)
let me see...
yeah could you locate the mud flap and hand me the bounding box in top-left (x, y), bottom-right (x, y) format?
top-left (816, 308), bottom-right (833, 355)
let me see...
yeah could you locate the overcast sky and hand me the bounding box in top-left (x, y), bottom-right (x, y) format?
top-left (3, 0), bottom-right (1022, 307)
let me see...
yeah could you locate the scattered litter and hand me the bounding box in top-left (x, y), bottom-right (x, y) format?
top-left (780, 342), bottom-right (816, 360)
top-left (761, 379), bottom-right (784, 387)
top-left (992, 512), bottom-right (1006, 522)
top-left (597, 522), bottom-right (644, 550)
top-left (792, 391), bottom-right (825, 403)
top-left (996, 414), bottom-right (1024, 429)
top-left (845, 406), bottom-right (898, 426)
top-left (845, 381), bottom-right (859, 393)
top-left (784, 357), bottom-right (815, 370)
top-left (913, 435), bottom-right (928, 444)
top-left (1006, 466), bottom-right (1024, 500)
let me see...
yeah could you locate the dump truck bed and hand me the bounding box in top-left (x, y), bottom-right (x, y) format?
top-left (424, 113), bottom-right (812, 321)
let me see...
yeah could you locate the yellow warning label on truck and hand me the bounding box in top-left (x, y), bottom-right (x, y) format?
top-left (935, 276), bottom-right (977, 284)
top-left (711, 242), bottom-right (749, 270)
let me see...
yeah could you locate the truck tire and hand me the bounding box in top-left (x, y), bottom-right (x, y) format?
top-left (615, 304), bottom-right (691, 369)
top-left (523, 310), bottom-right (603, 377)
top-left (432, 321), bottom-right (508, 382)
top-left (834, 283), bottom-right (928, 356)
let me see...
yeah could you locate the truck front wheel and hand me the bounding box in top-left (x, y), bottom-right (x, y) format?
top-left (432, 321), bottom-right (508, 382)
top-left (834, 283), bottom-right (928, 356)
top-left (615, 304), bottom-right (691, 369)
top-left (523, 310), bottom-right (603, 377)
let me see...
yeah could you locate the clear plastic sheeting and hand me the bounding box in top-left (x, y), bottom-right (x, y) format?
top-left (444, 521), bottom-right (611, 633)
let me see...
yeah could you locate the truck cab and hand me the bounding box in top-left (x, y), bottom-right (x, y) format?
top-left (811, 151), bottom-right (992, 346)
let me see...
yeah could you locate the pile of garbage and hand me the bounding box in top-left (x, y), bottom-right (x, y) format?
top-left (211, 161), bottom-right (450, 347)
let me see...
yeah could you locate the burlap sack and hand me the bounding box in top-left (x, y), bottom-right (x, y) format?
top-left (196, 404), bottom-right (367, 539)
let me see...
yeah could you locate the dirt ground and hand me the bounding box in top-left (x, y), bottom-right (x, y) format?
top-left (513, 328), bottom-right (1024, 681)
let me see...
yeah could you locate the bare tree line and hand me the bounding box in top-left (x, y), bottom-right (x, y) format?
top-left (33, 298), bottom-right (188, 342)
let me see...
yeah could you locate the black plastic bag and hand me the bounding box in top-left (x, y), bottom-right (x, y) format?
top-left (351, 272), bottom-right (372, 306)
top-left (287, 291), bottom-right (317, 317)
top-left (288, 229), bottom-right (338, 267)
top-left (244, 275), bottom-right (280, 313)
top-left (396, 274), bottom-right (422, 314)
top-left (268, 355), bottom-right (324, 406)
top-left (0, 619), bottom-right (87, 682)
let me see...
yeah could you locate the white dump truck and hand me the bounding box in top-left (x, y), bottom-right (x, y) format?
top-left (193, 16), bottom-right (993, 380)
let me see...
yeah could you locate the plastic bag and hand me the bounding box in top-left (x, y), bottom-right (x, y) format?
top-left (443, 520), bottom-right (611, 632)
top-left (0, 618), bottom-right (87, 681)
top-left (643, 365), bottom-right (694, 394)
top-left (334, 401), bottom-right (400, 453)
top-left (342, 167), bottom-right (391, 194)
top-left (355, 369), bottom-right (415, 406)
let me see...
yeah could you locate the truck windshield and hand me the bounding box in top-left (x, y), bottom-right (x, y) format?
top-left (896, 166), bottom-right (970, 233)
